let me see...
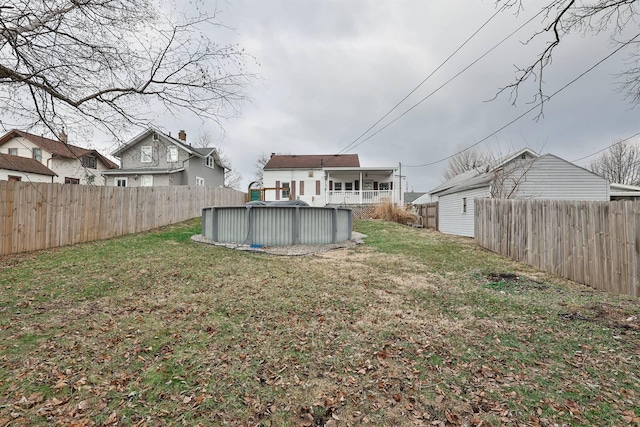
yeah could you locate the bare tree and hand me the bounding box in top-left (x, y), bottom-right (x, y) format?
top-left (590, 139), bottom-right (640, 185)
top-left (0, 0), bottom-right (254, 138)
top-left (253, 152), bottom-right (271, 185)
top-left (489, 155), bottom-right (539, 198)
top-left (442, 144), bottom-right (494, 180)
top-left (193, 132), bottom-right (242, 189)
top-left (496, 1), bottom-right (640, 109)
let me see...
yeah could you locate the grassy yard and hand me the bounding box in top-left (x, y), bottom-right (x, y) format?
top-left (1, 219), bottom-right (639, 426)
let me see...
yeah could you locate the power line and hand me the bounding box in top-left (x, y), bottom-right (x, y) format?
top-left (339, 5), bottom-right (546, 155)
top-left (404, 31), bottom-right (640, 169)
top-left (336, 3), bottom-right (510, 155)
top-left (571, 132), bottom-right (640, 163)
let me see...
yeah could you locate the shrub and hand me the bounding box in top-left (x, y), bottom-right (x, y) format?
top-left (371, 201), bottom-right (419, 225)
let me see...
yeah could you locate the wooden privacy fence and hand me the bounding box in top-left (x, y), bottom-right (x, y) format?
top-left (0, 181), bottom-right (246, 256)
top-left (475, 198), bottom-right (640, 297)
top-left (414, 202), bottom-right (438, 230)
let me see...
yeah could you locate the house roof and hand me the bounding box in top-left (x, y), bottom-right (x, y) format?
top-left (610, 182), bottom-right (640, 197)
top-left (112, 127), bottom-right (225, 168)
top-left (0, 153), bottom-right (57, 176)
top-left (0, 129), bottom-right (119, 169)
top-left (404, 192), bottom-right (427, 203)
top-left (264, 154), bottom-right (360, 169)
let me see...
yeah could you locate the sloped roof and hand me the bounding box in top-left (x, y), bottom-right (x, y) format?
top-left (0, 129), bottom-right (119, 169)
top-left (0, 153), bottom-right (57, 176)
top-left (264, 154), bottom-right (360, 169)
top-left (430, 148), bottom-right (540, 195)
top-left (112, 128), bottom-right (225, 168)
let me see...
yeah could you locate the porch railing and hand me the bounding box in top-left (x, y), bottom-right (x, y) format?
top-left (326, 190), bottom-right (395, 205)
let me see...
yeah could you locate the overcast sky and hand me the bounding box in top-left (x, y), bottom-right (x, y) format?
top-left (122, 1), bottom-right (640, 191)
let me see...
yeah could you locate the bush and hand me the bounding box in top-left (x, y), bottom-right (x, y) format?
top-left (371, 201), bottom-right (419, 225)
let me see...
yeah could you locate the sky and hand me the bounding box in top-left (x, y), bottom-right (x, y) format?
top-left (77, 1), bottom-right (640, 191)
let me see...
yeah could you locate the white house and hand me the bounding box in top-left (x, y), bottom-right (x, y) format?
top-left (0, 153), bottom-right (57, 182)
top-left (0, 129), bottom-right (118, 185)
top-left (429, 149), bottom-right (610, 237)
top-left (262, 154), bottom-right (402, 207)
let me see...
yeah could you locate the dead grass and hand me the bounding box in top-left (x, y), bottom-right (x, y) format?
top-left (370, 201), bottom-right (419, 225)
top-left (0, 219), bottom-right (639, 426)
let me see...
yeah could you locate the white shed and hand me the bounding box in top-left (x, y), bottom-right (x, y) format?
top-left (430, 149), bottom-right (610, 237)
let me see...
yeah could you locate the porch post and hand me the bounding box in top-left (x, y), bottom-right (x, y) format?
top-left (359, 171), bottom-right (363, 204)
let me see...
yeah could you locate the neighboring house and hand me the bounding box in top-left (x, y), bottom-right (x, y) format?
top-left (103, 128), bottom-right (226, 188)
top-left (0, 129), bottom-right (118, 185)
top-left (262, 154), bottom-right (402, 207)
top-left (0, 153), bottom-right (57, 183)
top-left (429, 148), bottom-right (610, 237)
top-left (404, 191), bottom-right (427, 204)
top-left (610, 183), bottom-right (640, 201)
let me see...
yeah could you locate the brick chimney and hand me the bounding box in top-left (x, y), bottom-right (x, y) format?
top-left (178, 130), bottom-right (186, 141)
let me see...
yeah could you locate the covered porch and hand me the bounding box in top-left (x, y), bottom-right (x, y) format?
top-left (324, 167), bottom-right (401, 206)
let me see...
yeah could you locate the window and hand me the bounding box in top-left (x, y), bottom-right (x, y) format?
top-left (141, 175), bottom-right (153, 187)
top-left (32, 148), bottom-right (42, 162)
top-left (81, 155), bottom-right (97, 169)
top-left (308, 170), bottom-right (314, 177)
top-left (206, 156), bottom-right (214, 168)
top-left (196, 176), bottom-right (205, 186)
top-left (379, 182), bottom-right (390, 191)
top-left (153, 133), bottom-right (159, 141)
top-left (8, 148), bottom-right (18, 156)
top-left (65, 177), bottom-right (80, 184)
top-left (140, 146), bottom-right (152, 163)
top-left (344, 182), bottom-right (353, 191)
top-left (462, 197), bottom-right (467, 213)
top-left (115, 178), bottom-right (128, 187)
top-left (334, 182), bottom-right (342, 191)
top-left (8, 175), bottom-right (21, 182)
top-left (167, 146), bottom-right (178, 163)
top-left (281, 182), bottom-right (290, 199)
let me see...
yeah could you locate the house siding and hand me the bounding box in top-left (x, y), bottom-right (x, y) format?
top-left (438, 186), bottom-right (490, 238)
top-left (507, 155), bottom-right (609, 200)
top-left (119, 135), bottom-right (190, 170)
top-left (0, 170), bottom-right (53, 182)
top-left (263, 169), bottom-right (324, 205)
top-left (185, 157), bottom-right (223, 187)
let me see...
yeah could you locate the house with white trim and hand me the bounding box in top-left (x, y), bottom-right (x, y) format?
top-left (0, 129), bottom-right (118, 185)
top-left (262, 154), bottom-right (402, 207)
top-left (103, 128), bottom-right (226, 187)
top-left (429, 149), bottom-right (610, 237)
top-left (0, 153), bottom-right (57, 183)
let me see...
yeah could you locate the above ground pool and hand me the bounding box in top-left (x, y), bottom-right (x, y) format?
top-left (201, 202), bottom-right (352, 246)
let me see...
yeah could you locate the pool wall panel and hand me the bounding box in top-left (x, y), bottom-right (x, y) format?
top-left (201, 206), bottom-right (352, 246)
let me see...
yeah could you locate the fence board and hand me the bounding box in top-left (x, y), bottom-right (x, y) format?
top-left (0, 182), bottom-right (245, 256)
top-left (476, 198), bottom-right (640, 297)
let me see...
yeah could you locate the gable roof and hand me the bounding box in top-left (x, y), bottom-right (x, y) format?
top-left (264, 154), bottom-right (360, 169)
top-left (112, 127), bottom-right (197, 157)
top-left (112, 128), bottom-right (225, 167)
top-left (0, 153), bottom-right (57, 176)
top-left (0, 129), bottom-right (119, 169)
top-left (430, 148), bottom-right (540, 195)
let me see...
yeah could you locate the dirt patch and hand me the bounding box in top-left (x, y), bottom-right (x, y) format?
top-left (483, 272), bottom-right (549, 291)
top-left (560, 302), bottom-right (640, 331)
